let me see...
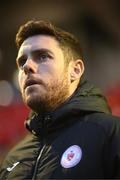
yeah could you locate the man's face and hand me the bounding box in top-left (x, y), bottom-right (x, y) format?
top-left (16, 35), bottom-right (71, 113)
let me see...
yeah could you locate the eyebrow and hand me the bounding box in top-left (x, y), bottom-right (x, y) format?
top-left (16, 48), bottom-right (54, 62)
top-left (31, 49), bottom-right (54, 57)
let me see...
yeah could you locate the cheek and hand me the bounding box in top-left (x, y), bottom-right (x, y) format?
top-left (18, 71), bottom-right (24, 90)
top-left (37, 64), bottom-right (57, 78)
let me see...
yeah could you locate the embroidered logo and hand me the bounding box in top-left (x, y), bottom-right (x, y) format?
top-left (60, 145), bottom-right (82, 168)
top-left (7, 162), bottom-right (20, 172)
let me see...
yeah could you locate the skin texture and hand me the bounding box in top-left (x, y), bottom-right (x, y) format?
top-left (16, 35), bottom-right (84, 113)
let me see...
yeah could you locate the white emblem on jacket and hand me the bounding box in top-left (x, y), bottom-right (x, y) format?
top-left (60, 145), bottom-right (82, 168)
top-left (7, 162), bottom-right (20, 172)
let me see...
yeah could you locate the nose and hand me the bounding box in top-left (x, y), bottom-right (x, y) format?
top-left (23, 58), bottom-right (36, 75)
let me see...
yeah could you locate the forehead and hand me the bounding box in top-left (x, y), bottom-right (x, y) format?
top-left (18, 35), bottom-right (62, 56)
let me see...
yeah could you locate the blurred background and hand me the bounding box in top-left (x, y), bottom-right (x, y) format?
top-left (0, 0), bottom-right (120, 162)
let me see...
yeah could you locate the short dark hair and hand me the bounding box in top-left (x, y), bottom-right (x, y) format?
top-left (16, 20), bottom-right (84, 63)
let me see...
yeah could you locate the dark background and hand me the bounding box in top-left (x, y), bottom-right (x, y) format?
top-left (0, 0), bottom-right (120, 161)
top-left (0, 0), bottom-right (120, 92)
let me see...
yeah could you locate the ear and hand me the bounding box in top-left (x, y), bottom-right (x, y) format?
top-left (70, 59), bottom-right (84, 82)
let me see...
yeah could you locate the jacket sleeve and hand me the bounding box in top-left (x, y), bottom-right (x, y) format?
top-left (102, 116), bottom-right (120, 178)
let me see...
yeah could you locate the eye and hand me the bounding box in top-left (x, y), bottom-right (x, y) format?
top-left (34, 52), bottom-right (52, 62)
top-left (39, 54), bottom-right (48, 61)
top-left (17, 56), bottom-right (27, 68)
top-left (37, 53), bottom-right (51, 62)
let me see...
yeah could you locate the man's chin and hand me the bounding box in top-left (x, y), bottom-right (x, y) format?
top-left (25, 96), bottom-right (38, 106)
top-left (24, 96), bottom-right (46, 112)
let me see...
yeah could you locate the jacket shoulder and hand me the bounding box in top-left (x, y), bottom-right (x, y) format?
top-left (85, 112), bottom-right (120, 137)
top-left (0, 133), bottom-right (37, 168)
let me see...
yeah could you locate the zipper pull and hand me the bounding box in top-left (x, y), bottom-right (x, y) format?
top-left (44, 115), bottom-right (51, 127)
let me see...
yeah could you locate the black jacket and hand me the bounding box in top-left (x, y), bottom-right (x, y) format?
top-left (1, 81), bottom-right (120, 179)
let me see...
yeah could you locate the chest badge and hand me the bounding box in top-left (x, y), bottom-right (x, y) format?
top-left (60, 145), bottom-right (82, 168)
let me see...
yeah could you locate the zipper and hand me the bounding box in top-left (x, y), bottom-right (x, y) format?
top-left (31, 115), bottom-right (50, 180)
top-left (32, 144), bottom-right (46, 180)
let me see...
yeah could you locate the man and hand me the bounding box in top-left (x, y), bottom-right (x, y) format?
top-left (0, 20), bottom-right (120, 179)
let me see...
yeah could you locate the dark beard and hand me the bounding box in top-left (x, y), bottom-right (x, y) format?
top-left (23, 73), bottom-right (69, 114)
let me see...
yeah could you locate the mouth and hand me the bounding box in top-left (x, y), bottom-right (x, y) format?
top-left (24, 79), bottom-right (39, 89)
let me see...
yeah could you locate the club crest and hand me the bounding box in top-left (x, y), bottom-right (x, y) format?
top-left (60, 145), bottom-right (82, 168)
